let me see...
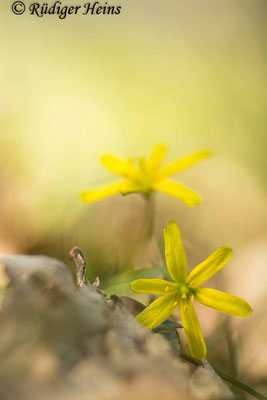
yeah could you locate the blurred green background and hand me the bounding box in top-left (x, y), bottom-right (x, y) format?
top-left (0, 0), bottom-right (267, 394)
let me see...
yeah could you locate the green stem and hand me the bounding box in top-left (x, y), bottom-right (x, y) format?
top-left (144, 192), bottom-right (155, 240)
top-left (180, 353), bottom-right (267, 400)
top-left (126, 193), bottom-right (155, 269)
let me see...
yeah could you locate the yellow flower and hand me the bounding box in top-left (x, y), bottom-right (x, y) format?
top-left (130, 220), bottom-right (252, 360)
top-left (81, 144), bottom-right (211, 205)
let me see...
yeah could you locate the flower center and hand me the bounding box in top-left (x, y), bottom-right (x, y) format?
top-left (179, 282), bottom-right (195, 300)
top-left (130, 158), bottom-right (155, 194)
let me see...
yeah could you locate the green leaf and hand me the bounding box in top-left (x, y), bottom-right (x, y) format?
top-left (102, 266), bottom-right (162, 294)
top-left (153, 320), bottom-right (182, 353)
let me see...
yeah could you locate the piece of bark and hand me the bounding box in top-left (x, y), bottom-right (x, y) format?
top-left (189, 361), bottom-right (235, 399)
top-left (0, 254), bottom-right (74, 290)
top-left (0, 254), bottom-right (234, 400)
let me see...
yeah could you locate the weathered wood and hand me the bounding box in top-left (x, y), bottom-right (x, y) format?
top-left (0, 254), bottom-right (234, 400)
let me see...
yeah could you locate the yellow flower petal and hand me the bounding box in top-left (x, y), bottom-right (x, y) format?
top-left (80, 181), bottom-right (136, 203)
top-left (136, 292), bottom-right (179, 330)
top-left (160, 150), bottom-right (212, 178)
top-left (147, 144), bottom-right (167, 170)
top-left (130, 278), bottom-right (177, 295)
top-left (101, 155), bottom-right (137, 178)
top-left (154, 180), bottom-right (201, 206)
top-left (194, 288), bottom-right (252, 317)
top-left (186, 247), bottom-right (232, 287)
top-left (180, 298), bottom-right (206, 360)
top-left (163, 220), bottom-right (187, 282)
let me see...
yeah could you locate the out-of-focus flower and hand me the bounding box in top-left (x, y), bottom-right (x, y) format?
top-left (80, 144), bottom-right (211, 205)
top-left (130, 220), bottom-right (252, 360)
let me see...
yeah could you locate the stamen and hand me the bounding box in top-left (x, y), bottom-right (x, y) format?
top-left (191, 295), bottom-right (194, 301)
top-left (183, 305), bottom-right (188, 311)
top-left (181, 293), bottom-right (187, 299)
top-left (173, 301), bottom-right (178, 306)
top-left (164, 286), bottom-right (170, 292)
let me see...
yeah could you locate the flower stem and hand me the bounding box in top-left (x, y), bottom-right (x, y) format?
top-left (144, 192), bottom-right (155, 240)
top-left (126, 193), bottom-right (156, 269)
top-left (180, 352), bottom-right (267, 400)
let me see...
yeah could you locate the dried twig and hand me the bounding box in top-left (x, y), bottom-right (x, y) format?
top-left (69, 246), bottom-right (88, 288)
top-left (91, 276), bottom-right (99, 287)
top-left (69, 247), bottom-right (103, 294)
